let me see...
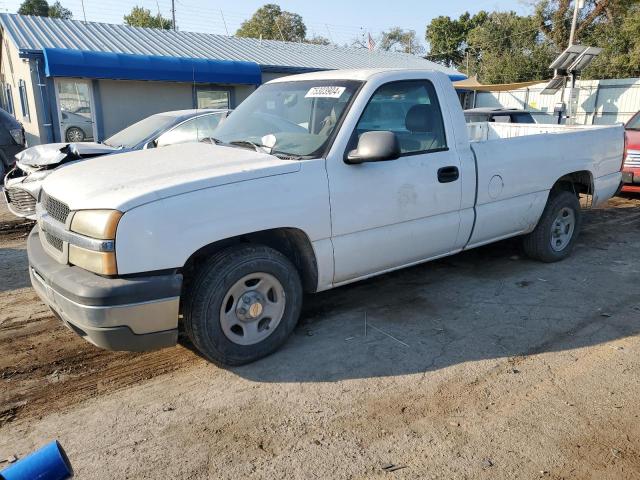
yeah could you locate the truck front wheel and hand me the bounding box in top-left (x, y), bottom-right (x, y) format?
top-left (522, 190), bottom-right (582, 262)
top-left (183, 244), bottom-right (303, 365)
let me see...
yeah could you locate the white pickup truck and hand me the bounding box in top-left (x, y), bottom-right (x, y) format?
top-left (28, 69), bottom-right (624, 365)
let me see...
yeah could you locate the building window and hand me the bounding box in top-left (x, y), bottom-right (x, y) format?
top-left (197, 88), bottom-right (230, 109)
top-left (4, 84), bottom-right (14, 115)
top-left (18, 79), bottom-right (29, 121)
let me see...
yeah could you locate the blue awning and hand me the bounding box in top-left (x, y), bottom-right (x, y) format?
top-left (42, 48), bottom-right (262, 85)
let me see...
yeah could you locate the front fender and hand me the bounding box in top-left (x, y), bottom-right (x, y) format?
top-left (115, 161), bottom-right (331, 275)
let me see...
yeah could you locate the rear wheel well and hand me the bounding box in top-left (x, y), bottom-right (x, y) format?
top-left (551, 171), bottom-right (593, 198)
top-left (181, 228), bottom-right (318, 295)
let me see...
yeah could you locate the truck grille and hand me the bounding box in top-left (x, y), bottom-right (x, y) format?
top-left (45, 231), bottom-right (63, 251)
top-left (625, 149), bottom-right (640, 168)
top-left (41, 191), bottom-right (70, 224)
top-left (6, 188), bottom-right (36, 215)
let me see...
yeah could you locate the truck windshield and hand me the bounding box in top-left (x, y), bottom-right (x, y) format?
top-left (627, 112), bottom-right (640, 130)
top-left (214, 80), bottom-right (362, 157)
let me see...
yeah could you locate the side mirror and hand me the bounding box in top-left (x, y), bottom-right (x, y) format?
top-left (346, 131), bottom-right (401, 164)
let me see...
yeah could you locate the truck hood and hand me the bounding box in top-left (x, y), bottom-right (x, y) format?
top-left (15, 142), bottom-right (120, 168)
top-left (41, 143), bottom-right (301, 211)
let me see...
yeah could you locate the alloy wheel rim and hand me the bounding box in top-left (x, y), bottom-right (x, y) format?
top-left (67, 129), bottom-right (83, 142)
top-left (219, 272), bottom-right (286, 346)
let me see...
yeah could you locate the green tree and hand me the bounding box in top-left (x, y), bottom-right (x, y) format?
top-left (124, 6), bottom-right (172, 30)
top-left (581, 2), bottom-right (640, 78)
top-left (236, 4), bottom-right (306, 42)
top-left (425, 11), bottom-right (488, 67)
top-left (535, 0), bottom-right (631, 50)
top-left (466, 12), bottom-right (554, 83)
top-left (380, 27), bottom-right (424, 54)
top-left (48, 1), bottom-right (72, 19)
top-left (534, 0), bottom-right (639, 79)
top-left (306, 35), bottom-right (331, 46)
top-left (17, 0), bottom-right (51, 17)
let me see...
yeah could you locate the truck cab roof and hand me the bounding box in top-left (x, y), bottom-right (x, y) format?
top-left (268, 68), bottom-right (453, 83)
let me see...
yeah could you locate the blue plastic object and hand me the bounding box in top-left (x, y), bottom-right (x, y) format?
top-left (42, 48), bottom-right (262, 85)
top-left (0, 440), bottom-right (73, 480)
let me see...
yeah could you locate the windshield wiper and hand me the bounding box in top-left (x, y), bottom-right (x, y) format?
top-left (201, 137), bottom-right (224, 145)
top-left (270, 150), bottom-right (303, 160)
top-left (227, 140), bottom-right (303, 160)
top-left (228, 140), bottom-right (265, 152)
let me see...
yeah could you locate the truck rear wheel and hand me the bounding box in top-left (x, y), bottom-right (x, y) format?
top-left (522, 190), bottom-right (582, 262)
top-left (183, 244), bottom-right (303, 365)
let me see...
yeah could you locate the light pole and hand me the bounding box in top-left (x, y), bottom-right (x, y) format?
top-left (568, 0), bottom-right (583, 46)
top-left (566, 0), bottom-right (584, 124)
top-left (171, 0), bottom-right (176, 31)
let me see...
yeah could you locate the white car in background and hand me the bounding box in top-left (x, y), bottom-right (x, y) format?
top-left (3, 108), bottom-right (230, 219)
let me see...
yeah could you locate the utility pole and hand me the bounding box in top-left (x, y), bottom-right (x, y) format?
top-left (171, 0), bottom-right (176, 31)
top-left (568, 0), bottom-right (583, 46)
top-left (566, 0), bottom-right (584, 125)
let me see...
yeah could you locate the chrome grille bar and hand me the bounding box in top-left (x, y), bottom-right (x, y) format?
top-left (37, 206), bottom-right (115, 252)
top-left (41, 191), bottom-right (70, 224)
top-left (625, 149), bottom-right (640, 168)
top-left (6, 188), bottom-right (36, 215)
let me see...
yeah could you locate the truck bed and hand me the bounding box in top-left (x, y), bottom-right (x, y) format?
top-left (464, 121), bottom-right (624, 248)
top-left (466, 122), bottom-right (620, 143)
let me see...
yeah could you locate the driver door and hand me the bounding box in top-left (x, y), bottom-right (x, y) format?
top-left (326, 79), bottom-right (463, 284)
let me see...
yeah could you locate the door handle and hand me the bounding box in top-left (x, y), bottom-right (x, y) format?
top-left (437, 166), bottom-right (459, 183)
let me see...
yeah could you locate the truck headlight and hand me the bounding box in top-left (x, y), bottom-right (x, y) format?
top-left (69, 210), bottom-right (122, 275)
top-left (69, 245), bottom-right (118, 275)
top-left (70, 210), bottom-right (122, 240)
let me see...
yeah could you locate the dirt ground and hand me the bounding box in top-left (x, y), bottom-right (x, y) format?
top-left (1, 195), bottom-right (640, 479)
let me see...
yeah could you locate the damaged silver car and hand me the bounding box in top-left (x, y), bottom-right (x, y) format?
top-left (3, 108), bottom-right (230, 219)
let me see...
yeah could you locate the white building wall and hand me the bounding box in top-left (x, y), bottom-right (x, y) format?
top-left (474, 77), bottom-right (640, 125)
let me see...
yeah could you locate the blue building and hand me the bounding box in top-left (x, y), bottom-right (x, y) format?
top-left (0, 13), bottom-right (464, 145)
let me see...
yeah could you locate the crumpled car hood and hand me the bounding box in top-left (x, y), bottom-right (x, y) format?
top-left (15, 142), bottom-right (120, 167)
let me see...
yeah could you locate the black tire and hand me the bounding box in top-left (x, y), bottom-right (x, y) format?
top-left (65, 127), bottom-right (85, 142)
top-left (183, 244), bottom-right (303, 365)
top-left (522, 190), bottom-right (582, 262)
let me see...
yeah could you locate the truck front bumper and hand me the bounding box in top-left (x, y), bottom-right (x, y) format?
top-left (27, 227), bottom-right (182, 352)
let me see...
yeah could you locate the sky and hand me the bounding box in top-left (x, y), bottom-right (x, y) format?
top-left (0, 0), bottom-right (531, 47)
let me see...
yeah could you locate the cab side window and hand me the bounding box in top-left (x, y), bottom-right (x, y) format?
top-left (354, 80), bottom-right (447, 155)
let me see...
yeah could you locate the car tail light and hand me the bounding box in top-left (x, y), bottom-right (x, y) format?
top-left (9, 128), bottom-right (24, 146)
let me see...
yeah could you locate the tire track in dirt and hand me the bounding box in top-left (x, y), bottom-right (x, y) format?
top-left (0, 314), bottom-right (203, 426)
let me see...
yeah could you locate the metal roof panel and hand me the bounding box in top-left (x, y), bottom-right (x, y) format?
top-left (0, 13), bottom-right (464, 77)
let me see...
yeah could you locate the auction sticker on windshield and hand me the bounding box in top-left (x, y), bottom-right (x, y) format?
top-left (305, 86), bottom-right (346, 99)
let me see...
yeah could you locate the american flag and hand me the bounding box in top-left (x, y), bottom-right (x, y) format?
top-left (367, 33), bottom-right (376, 51)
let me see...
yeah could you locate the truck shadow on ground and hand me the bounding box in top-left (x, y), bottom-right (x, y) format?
top-left (229, 205), bottom-right (640, 383)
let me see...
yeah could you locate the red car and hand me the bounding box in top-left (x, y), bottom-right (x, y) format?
top-left (623, 111), bottom-right (640, 193)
